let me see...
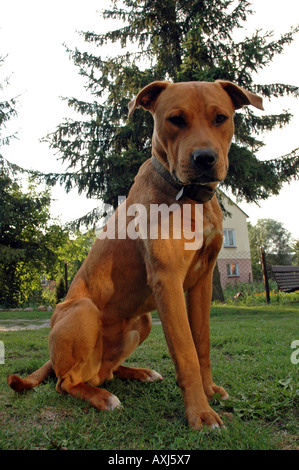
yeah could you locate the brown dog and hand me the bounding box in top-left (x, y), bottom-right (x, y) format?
top-left (8, 80), bottom-right (263, 430)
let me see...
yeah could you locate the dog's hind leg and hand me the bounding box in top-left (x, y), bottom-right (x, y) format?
top-left (113, 312), bottom-right (163, 383)
top-left (59, 377), bottom-right (121, 411)
top-left (50, 297), bottom-right (121, 411)
top-left (7, 360), bottom-right (54, 392)
top-left (114, 365), bottom-right (162, 382)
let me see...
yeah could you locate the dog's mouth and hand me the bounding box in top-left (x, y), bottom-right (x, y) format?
top-left (151, 156), bottom-right (218, 203)
top-left (171, 171), bottom-right (221, 187)
top-left (171, 170), bottom-right (222, 202)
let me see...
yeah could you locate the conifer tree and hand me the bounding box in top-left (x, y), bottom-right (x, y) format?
top-left (43, 0), bottom-right (299, 225)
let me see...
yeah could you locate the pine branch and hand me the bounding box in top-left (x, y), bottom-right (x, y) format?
top-left (253, 83), bottom-right (299, 99)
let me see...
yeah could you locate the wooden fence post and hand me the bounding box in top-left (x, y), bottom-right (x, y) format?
top-left (260, 245), bottom-right (270, 304)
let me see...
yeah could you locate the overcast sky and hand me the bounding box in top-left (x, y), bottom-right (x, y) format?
top-left (0, 0), bottom-right (298, 239)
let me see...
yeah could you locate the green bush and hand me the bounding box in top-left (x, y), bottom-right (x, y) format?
top-left (40, 286), bottom-right (56, 307)
top-left (222, 280), bottom-right (299, 305)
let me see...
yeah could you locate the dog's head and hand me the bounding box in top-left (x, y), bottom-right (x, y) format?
top-left (128, 80), bottom-right (263, 196)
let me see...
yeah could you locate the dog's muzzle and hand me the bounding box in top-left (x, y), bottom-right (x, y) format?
top-left (151, 155), bottom-right (217, 203)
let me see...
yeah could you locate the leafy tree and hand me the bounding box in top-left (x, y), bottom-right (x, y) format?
top-left (0, 165), bottom-right (94, 306)
top-left (291, 239), bottom-right (299, 265)
top-left (248, 218), bottom-right (293, 280)
top-left (47, 228), bottom-right (95, 287)
top-left (41, 0), bottom-right (299, 225)
top-left (0, 54), bottom-right (18, 148)
top-left (0, 53), bottom-right (94, 306)
top-left (0, 166), bottom-right (63, 306)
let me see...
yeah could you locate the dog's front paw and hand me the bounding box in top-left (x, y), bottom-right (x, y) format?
top-left (204, 382), bottom-right (229, 401)
top-left (187, 406), bottom-right (223, 431)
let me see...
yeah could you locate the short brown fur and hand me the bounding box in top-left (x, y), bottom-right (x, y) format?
top-left (8, 80), bottom-right (263, 430)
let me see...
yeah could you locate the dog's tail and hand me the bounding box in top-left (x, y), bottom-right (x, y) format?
top-left (7, 360), bottom-right (54, 392)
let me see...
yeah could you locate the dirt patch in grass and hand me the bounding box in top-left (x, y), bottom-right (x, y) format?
top-left (39, 407), bottom-right (74, 425)
top-left (0, 319), bottom-right (50, 331)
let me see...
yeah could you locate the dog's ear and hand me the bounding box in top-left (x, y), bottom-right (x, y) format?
top-left (128, 81), bottom-right (171, 117)
top-left (216, 80), bottom-right (264, 111)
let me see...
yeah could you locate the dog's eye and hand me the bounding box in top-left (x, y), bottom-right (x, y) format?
top-left (215, 114), bottom-right (228, 125)
top-left (168, 115), bottom-right (186, 129)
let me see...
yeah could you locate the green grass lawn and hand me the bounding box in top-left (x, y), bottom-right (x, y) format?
top-left (0, 304), bottom-right (298, 450)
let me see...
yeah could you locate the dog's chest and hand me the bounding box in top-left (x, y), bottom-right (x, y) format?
top-left (184, 219), bottom-right (222, 289)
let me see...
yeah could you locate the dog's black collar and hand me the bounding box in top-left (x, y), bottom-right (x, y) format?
top-left (151, 155), bottom-right (215, 203)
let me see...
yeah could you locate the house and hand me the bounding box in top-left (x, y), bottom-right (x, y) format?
top-left (217, 193), bottom-right (253, 287)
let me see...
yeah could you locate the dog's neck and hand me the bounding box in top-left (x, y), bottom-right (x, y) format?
top-left (151, 155), bottom-right (216, 203)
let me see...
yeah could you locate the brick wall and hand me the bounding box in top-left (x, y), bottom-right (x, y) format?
top-left (217, 257), bottom-right (253, 287)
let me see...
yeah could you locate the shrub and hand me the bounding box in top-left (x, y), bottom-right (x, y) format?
top-left (221, 280), bottom-right (299, 305)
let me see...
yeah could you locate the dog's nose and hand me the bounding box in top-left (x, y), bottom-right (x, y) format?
top-left (191, 148), bottom-right (218, 171)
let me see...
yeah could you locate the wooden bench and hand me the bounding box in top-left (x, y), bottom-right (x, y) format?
top-left (271, 265), bottom-right (299, 293)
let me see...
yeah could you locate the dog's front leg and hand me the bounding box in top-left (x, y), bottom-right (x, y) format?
top-left (187, 269), bottom-right (229, 401)
top-left (149, 270), bottom-right (223, 430)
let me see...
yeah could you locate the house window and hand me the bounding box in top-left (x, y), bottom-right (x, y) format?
top-left (223, 229), bottom-right (236, 247)
top-left (227, 263), bottom-right (239, 277)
